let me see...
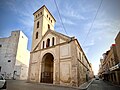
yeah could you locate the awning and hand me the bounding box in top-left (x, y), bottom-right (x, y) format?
top-left (109, 63), bottom-right (120, 71)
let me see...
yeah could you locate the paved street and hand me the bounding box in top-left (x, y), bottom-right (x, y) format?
top-left (2, 79), bottom-right (120, 90)
top-left (87, 79), bottom-right (120, 90)
top-left (6, 80), bottom-right (78, 90)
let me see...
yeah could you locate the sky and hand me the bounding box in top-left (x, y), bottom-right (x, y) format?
top-left (0, 0), bottom-right (120, 75)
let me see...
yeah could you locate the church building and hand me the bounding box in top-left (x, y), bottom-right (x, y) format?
top-left (28, 5), bottom-right (94, 87)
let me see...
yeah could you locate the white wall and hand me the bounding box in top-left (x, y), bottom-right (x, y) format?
top-left (0, 31), bottom-right (30, 80)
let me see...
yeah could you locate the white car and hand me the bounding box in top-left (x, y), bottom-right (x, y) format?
top-left (0, 75), bottom-right (6, 89)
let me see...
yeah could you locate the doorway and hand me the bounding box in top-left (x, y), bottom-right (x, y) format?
top-left (41, 53), bottom-right (54, 83)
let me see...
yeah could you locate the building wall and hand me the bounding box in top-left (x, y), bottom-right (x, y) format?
top-left (15, 31), bottom-right (30, 80)
top-left (75, 41), bottom-right (93, 86)
top-left (28, 38), bottom-right (93, 86)
top-left (0, 31), bottom-right (19, 79)
top-left (28, 40), bottom-right (72, 85)
top-left (32, 14), bottom-right (43, 51)
top-left (0, 31), bottom-right (30, 80)
top-left (115, 32), bottom-right (120, 85)
top-left (16, 31), bottom-right (30, 67)
top-left (42, 7), bottom-right (55, 35)
top-left (115, 32), bottom-right (120, 62)
top-left (99, 45), bottom-right (120, 84)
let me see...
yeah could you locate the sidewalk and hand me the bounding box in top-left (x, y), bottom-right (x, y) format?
top-left (79, 79), bottom-right (94, 90)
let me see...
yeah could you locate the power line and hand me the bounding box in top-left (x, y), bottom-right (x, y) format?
top-left (54, 0), bottom-right (68, 35)
top-left (82, 0), bottom-right (103, 46)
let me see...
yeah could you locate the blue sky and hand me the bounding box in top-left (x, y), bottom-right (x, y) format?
top-left (0, 0), bottom-right (120, 75)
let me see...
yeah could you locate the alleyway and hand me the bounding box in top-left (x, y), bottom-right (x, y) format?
top-left (87, 79), bottom-right (120, 90)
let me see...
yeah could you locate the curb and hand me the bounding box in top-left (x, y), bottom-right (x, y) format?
top-left (79, 79), bottom-right (94, 90)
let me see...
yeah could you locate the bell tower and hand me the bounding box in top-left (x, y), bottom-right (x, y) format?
top-left (31, 5), bottom-right (56, 51)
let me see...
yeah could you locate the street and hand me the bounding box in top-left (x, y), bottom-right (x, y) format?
top-left (87, 79), bottom-right (120, 90)
top-left (2, 79), bottom-right (120, 90)
top-left (6, 80), bottom-right (78, 90)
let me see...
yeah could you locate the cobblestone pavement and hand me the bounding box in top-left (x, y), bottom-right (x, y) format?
top-left (87, 79), bottom-right (120, 90)
top-left (7, 80), bottom-right (79, 90)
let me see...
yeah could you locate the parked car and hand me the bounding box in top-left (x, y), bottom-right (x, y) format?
top-left (95, 77), bottom-right (99, 80)
top-left (0, 74), bottom-right (6, 89)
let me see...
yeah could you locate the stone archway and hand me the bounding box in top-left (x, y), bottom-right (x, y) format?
top-left (41, 53), bottom-right (54, 83)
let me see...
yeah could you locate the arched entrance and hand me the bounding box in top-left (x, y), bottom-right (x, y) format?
top-left (41, 53), bottom-right (54, 83)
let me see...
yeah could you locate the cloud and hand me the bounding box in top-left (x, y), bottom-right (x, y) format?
top-left (62, 18), bottom-right (76, 25)
top-left (61, 4), bottom-right (86, 20)
top-left (83, 39), bottom-right (95, 56)
top-left (81, 10), bottom-right (120, 45)
top-left (84, 39), bottom-right (95, 47)
top-left (5, 0), bottom-right (35, 32)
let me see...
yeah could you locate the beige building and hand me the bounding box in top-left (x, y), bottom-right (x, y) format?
top-left (98, 58), bottom-right (103, 78)
top-left (115, 32), bottom-right (120, 62)
top-left (0, 31), bottom-right (30, 80)
top-left (98, 44), bottom-right (120, 85)
top-left (28, 5), bottom-right (93, 87)
top-left (99, 32), bottom-right (120, 85)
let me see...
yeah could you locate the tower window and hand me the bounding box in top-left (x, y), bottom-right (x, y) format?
top-left (43, 41), bottom-right (45, 49)
top-left (48, 24), bottom-right (50, 29)
top-left (47, 15), bottom-right (48, 18)
top-left (36, 15), bottom-right (37, 18)
top-left (0, 66), bottom-right (1, 72)
top-left (79, 52), bottom-right (81, 60)
top-left (37, 21), bottom-right (39, 28)
top-left (38, 14), bottom-right (39, 16)
top-left (46, 38), bottom-right (50, 47)
top-left (0, 44), bottom-right (2, 48)
top-left (52, 37), bottom-right (54, 46)
top-left (51, 20), bottom-right (52, 23)
top-left (36, 32), bottom-right (38, 39)
top-left (40, 12), bottom-right (42, 15)
top-left (49, 17), bottom-right (50, 20)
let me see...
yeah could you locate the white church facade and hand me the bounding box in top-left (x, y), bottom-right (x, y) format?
top-left (28, 5), bottom-right (94, 87)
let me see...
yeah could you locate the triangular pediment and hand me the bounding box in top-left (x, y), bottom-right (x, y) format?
top-left (32, 30), bottom-right (73, 51)
top-left (42, 30), bottom-right (71, 41)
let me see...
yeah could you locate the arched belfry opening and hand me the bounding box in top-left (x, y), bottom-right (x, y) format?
top-left (41, 53), bottom-right (54, 83)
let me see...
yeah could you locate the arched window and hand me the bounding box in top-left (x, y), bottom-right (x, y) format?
top-left (40, 12), bottom-right (42, 15)
top-left (46, 38), bottom-right (50, 47)
top-left (43, 41), bottom-right (45, 49)
top-left (48, 24), bottom-right (50, 29)
top-left (37, 21), bottom-right (39, 28)
top-left (36, 32), bottom-right (38, 39)
top-left (52, 37), bottom-right (54, 46)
